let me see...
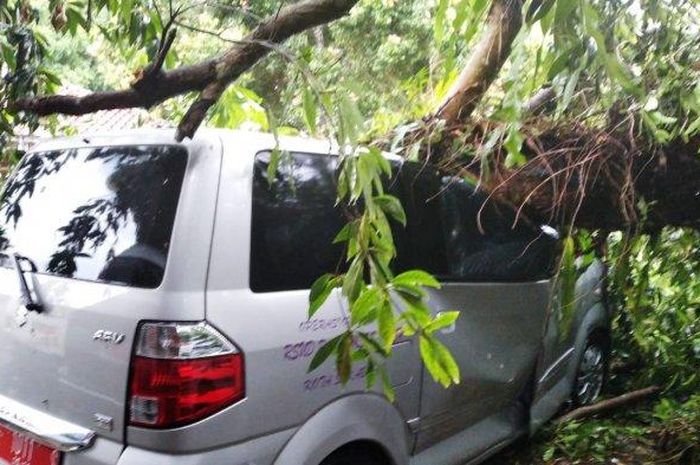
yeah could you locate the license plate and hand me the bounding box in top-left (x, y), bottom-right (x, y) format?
top-left (0, 424), bottom-right (61, 465)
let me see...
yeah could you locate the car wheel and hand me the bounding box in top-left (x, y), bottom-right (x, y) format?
top-left (572, 334), bottom-right (609, 406)
top-left (320, 446), bottom-right (388, 465)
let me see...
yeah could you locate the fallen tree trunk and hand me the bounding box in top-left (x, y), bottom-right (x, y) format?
top-left (488, 126), bottom-right (700, 231)
top-left (556, 386), bottom-right (660, 424)
top-left (414, 119), bottom-right (700, 231)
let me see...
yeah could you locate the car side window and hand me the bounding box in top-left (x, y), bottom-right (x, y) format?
top-left (438, 176), bottom-right (559, 282)
top-left (396, 163), bottom-right (450, 277)
top-left (250, 152), bottom-right (558, 292)
top-left (251, 152), bottom-right (418, 292)
top-left (250, 152), bottom-right (347, 292)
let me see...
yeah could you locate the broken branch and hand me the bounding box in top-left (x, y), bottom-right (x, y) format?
top-left (557, 386), bottom-right (660, 424)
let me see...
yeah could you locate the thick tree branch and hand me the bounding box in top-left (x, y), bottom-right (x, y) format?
top-left (11, 61), bottom-right (216, 115)
top-left (434, 0), bottom-right (523, 124)
top-left (11, 0), bottom-right (360, 139)
top-left (556, 386), bottom-right (660, 424)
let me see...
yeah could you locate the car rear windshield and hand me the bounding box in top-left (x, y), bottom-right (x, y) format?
top-left (0, 145), bottom-right (188, 288)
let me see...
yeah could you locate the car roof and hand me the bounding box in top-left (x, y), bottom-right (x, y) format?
top-left (29, 128), bottom-right (403, 161)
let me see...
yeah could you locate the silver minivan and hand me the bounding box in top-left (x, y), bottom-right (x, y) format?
top-left (0, 129), bottom-right (610, 465)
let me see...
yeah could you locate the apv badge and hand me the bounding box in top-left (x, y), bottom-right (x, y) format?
top-left (93, 329), bottom-right (126, 345)
top-left (14, 306), bottom-right (28, 328)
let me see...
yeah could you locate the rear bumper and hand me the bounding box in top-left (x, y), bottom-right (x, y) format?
top-left (0, 394), bottom-right (95, 452)
top-left (114, 428), bottom-right (296, 465)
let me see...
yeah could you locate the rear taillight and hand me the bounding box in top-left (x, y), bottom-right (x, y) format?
top-left (128, 322), bottom-right (244, 428)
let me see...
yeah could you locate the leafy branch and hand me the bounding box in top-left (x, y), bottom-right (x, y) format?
top-left (304, 96), bottom-right (461, 397)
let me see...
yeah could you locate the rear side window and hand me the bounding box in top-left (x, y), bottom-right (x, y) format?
top-left (250, 152), bottom-right (346, 292)
top-left (0, 145), bottom-right (188, 288)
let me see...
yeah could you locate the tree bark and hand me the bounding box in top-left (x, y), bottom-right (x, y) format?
top-left (11, 61), bottom-right (216, 115)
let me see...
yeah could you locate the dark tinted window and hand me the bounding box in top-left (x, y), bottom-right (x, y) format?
top-left (251, 152), bottom-right (347, 292)
top-left (250, 153), bottom-right (557, 292)
top-left (438, 177), bottom-right (558, 281)
top-left (0, 146), bottom-right (188, 288)
top-left (396, 163), bottom-right (449, 277)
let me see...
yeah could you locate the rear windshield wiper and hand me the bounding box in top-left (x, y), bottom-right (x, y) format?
top-left (12, 253), bottom-right (44, 313)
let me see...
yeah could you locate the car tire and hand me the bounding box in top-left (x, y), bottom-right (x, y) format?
top-left (320, 446), bottom-right (388, 465)
top-left (571, 332), bottom-right (609, 406)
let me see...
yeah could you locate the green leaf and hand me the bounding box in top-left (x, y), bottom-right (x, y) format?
top-left (393, 283), bottom-right (426, 302)
top-left (557, 68), bottom-right (581, 117)
top-left (1, 43), bottom-right (15, 71)
top-left (368, 146), bottom-right (391, 177)
top-left (528, 0), bottom-right (556, 24)
top-left (504, 127), bottom-right (526, 168)
top-left (333, 222), bottom-right (353, 244)
top-left (434, 0), bottom-right (449, 44)
top-left (359, 332), bottom-right (389, 357)
top-left (337, 94), bottom-right (363, 146)
top-left (427, 311), bottom-right (460, 333)
top-left (365, 358), bottom-right (376, 390)
top-left (547, 51), bottom-right (571, 80)
top-left (309, 273), bottom-right (337, 318)
top-left (302, 87), bottom-right (317, 135)
top-left (650, 111), bottom-right (677, 127)
top-left (379, 366), bottom-right (395, 402)
top-left (393, 270), bottom-right (441, 289)
top-left (266, 148), bottom-right (282, 184)
top-left (604, 55), bottom-right (638, 95)
top-left (308, 334), bottom-right (342, 372)
top-left (65, 7), bottom-right (88, 35)
top-left (431, 337), bottom-right (460, 384)
top-left (336, 333), bottom-right (353, 384)
top-left (554, 0), bottom-right (577, 29)
top-left (463, 0), bottom-right (489, 42)
top-left (342, 257), bottom-right (364, 303)
top-left (351, 287), bottom-right (383, 326)
top-left (420, 336), bottom-right (460, 387)
top-left (558, 235), bottom-right (577, 337)
top-left (452, 0), bottom-right (470, 32)
top-left (336, 168), bottom-right (349, 203)
top-left (374, 194), bottom-right (406, 226)
top-left (420, 335), bottom-right (450, 387)
top-left (378, 301), bottom-right (397, 350)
